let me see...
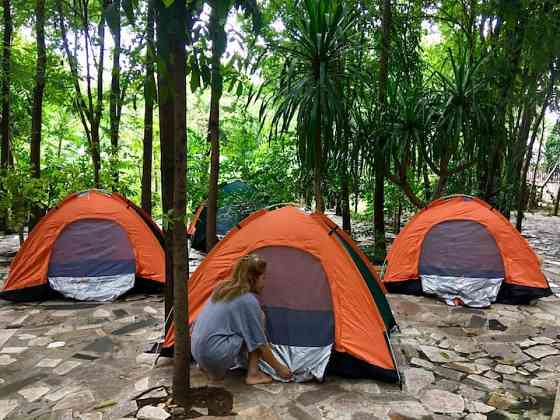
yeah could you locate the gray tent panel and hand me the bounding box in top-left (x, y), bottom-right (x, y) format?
top-left (419, 220), bottom-right (505, 307)
top-left (419, 220), bottom-right (505, 278)
top-left (48, 219), bottom-right (136, 301)
top-left (254, 246), bottom-right (334, 382)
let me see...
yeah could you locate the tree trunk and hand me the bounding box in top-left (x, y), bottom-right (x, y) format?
top-left (92, 4), bottom-right (106, 189)
top-left (171, 9), bottom-right (189, 407)
top-left (156, 0), bottom-right (176, 335)
top-left (109, 0), bottom-right (121, 188)
top-left (206, 1), bottom-right (226, 252)
top-left (516, 68), bottom-right (557, 231)
top-left (56, 0), bottom-right (104, 188)
top-left (29, 0), bottom-right (47, 231)
top-left (422, 163), bottom-right (430, 202)
top-left (529, 122), bottom-right (545, 209)
top-left (1, 0), bottom-right (12, 168)
top-left (313, 117), bottom-right (324, 213)
top-left (341, 172), bottom-right (351, 233)
top-left (395, 199), bottom-right (402, 234)
top-left (484, 7), bottom-right (526, 208)
top-left (554, 185), bottom-right (560, 217)
top-left (373, 0), bottom-right (391, 261)
top-left (155, 0), bottom-right (189, 405)
top-left (433, 169), bottom-right (449, 200)
top-left (206, 106), bottom-right (220, 252)
top-left (141, 2), bottom-right (155, 215)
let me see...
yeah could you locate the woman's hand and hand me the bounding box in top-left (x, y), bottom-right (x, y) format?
top-left (259, 344), bottom-right (293, 380)
top-left (275, 363), bottom-right (292, 380)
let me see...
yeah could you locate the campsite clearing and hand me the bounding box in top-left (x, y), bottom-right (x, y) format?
top-left (0, 211), bottom-right (558, 419)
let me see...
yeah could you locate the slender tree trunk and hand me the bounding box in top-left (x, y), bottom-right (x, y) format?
top-left (141, 2), bottom-right (155, 215)
top-left (206, 2), bottom-right (227, 251)
top-left (109, 0), bottom-right (121, 188)
top-left (314, 116), bottom-right (325, 212)
top-left (206, 101), bottom-right (220, 251)
top-left (92, 5), bottom-right (106, 189)
top-left (171, 8), bottom-right (189, 406)
top-left (484, 8), bottom-right (526, 208)
top-left (56, 0), bottom-right (104, 188)
top-left (156, 0), bottom-right (189, 405)
top-left (396, 199), bottom-right (402, 234)
top-left (433, 165), bottom-right (449, 199)
top-left (1, 0), bottom-right (12, 168)
top-left (373, 0), bottom-right (391, 261)
top-left (29, 0), bottom-right (47, 231)
top-left (529, 122), bottom-right (545, 209)
top-left (156, 0), bottom-right (176, 334)
top-left (341, 174), bottom-right (351, 233)
top-left (516, 68), bottom-right (557, 231)
top-left (341, 124), bottom-right (351, 232)
top-left (554, 185), bottom-right (560, 217)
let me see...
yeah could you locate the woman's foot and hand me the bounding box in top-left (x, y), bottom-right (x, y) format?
top-left (245, 370), bottom-right (273, 385)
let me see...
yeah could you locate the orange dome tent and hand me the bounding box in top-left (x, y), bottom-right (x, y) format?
top-left (1, 190), bottom-right (165, 302)
top-left (162, 206), bottom-right (399, 383)
top-left (383, 195), bottom-right (551, 307)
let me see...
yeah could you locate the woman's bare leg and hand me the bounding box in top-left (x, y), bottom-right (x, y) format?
top-left (245, 349), bottom-right (272, 385)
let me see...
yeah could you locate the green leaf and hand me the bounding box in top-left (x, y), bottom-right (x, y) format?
top-left (162, 0), bottom-right (175, 7)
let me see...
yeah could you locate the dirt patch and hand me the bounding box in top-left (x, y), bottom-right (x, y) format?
top-left (136, 386), bottom-right (235, 418)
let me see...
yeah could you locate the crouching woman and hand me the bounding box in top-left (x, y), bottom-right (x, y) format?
top-left (191, 253), bottom-right (292, 385)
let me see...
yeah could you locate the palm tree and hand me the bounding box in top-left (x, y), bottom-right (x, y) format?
top-left (261, 0), bottom-right (361, 213)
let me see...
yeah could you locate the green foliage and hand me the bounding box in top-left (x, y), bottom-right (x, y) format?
top-left (545, 120), bottom-right (560, 172)
top-left (1, 0), bottom-right (560, 239)
top-left (258, 0), bottom-right (363, 170)
top-left (0, 166), bottom-right (47, 234)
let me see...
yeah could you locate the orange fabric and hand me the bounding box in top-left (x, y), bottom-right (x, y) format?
top-left (383, 196), bottom-right (548, 289)
top-left (164, 206), bottom-right (395, 371)
top-left (3, 190), bottom-right (165, 291)
top-left (187, 204), bottom-right (205, 237)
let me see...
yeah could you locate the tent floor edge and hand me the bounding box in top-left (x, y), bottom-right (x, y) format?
top-left (496, 283), bottom-right (553, 305)
top-left (326, 351), bottom-right (400, 383)
top-left (129, 277), bottom-right (165, 294)
top-left (384, 279), bottom-right (423, 295)
top-left (0, 284), bottom-right (61, 302)
top-left (1, 276), bottom-right (163, 303)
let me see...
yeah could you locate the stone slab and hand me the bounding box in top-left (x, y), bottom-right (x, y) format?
top-left (0, 399), bottom-right (17, 420)
top-left (419, 345), bottom-right (466, 363)
top-left (465, 375), bottom-right (503, 391)
top-left (421, 389), bottom-right (465, 414)
top-left (524, 345), bottom-right (560, 359)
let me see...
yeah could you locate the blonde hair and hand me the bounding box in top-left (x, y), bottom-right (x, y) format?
top-left (212, 253), bottom-right (267, 302)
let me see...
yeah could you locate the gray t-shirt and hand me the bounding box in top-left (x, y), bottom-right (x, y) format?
top-left (191, 293), bottom-right (267, 377)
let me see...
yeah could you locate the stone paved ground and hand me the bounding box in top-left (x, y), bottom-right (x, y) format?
top-left (0, 212), bottom-right (559, 419)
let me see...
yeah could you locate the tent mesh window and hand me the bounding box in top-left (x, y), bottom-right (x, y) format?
top-left (419, 220), bottom-right (505, 278)
top-left (254, 246), bottom-right (334, 381)
top-left (418, 220), bottom-right (505, 307)
top-left (48, 219), bottom-right (136, 301)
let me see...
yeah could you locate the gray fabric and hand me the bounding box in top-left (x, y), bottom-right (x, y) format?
top-left (48, 219), bottom-right (135, 277)
top-left (191, 293), bottom-right (267, 378)
top-left (421, 274), bottom-right (503, 308)
top-left (253, 246), bottom-right (334, 381)
top-left (48, 273), bottom-right (135, 302)
top-left (419, 220), bottom-right (505, 278)
top-left (259, 344), bottom-right (333, 382)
